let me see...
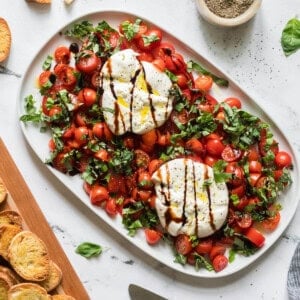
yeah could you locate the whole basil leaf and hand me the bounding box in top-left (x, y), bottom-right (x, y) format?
top-left (76, 242), bottom-right (102, 258)
top-left (281, 18), bottom-right (300, 56)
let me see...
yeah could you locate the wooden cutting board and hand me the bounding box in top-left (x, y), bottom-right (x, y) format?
top-left (0, 138), bottom-right (90, 299)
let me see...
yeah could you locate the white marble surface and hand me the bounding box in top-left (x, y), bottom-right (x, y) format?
top-left (1, 0), bottom-right (300, 299)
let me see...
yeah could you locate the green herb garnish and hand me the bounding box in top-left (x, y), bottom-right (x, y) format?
top-left (75, 242), bottom-right (102, 258)
top-left (281, 17), bottom-right (300, 56)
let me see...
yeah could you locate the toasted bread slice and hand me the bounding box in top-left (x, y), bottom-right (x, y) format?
top-left (0, 211), bottom-right (23, 228)
top-left (0, 266), bottom-right (20, 286)
top-left (0, 225), bottom-right (22, 260)
top-left (39, 261), bottom-right (62, 292)
top-left (8, 282), bottom-right (50, 299)
top-left (7, 231), bottom-right (50, 282)
top-left (51, 295), bottom-right (76, 300)
top-left (26, 0), bottom-right (51, 3)
top-left (0, 18), bottom-right (11, 63)
top-left (0, 276), bottom-right (10, 300)
top-left (0, 177), bottom-right (8, 204)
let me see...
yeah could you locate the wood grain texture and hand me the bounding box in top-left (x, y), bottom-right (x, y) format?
top-left (0, 139), bottom-right (89, 299)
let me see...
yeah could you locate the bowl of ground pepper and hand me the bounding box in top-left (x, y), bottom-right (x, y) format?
top-left (196, 0), bottom-right (262, 27)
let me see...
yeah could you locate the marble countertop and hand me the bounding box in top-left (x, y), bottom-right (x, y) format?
top-left (1, 0), bottom-right (300, 299)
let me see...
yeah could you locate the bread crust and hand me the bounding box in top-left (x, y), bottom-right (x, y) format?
top-left (7, 231), bottom-right (50, 282)
top-left (39, 261), bottom-right (62, 292)
top-left (0, 18), bottom-right (11, 62)
top-left (51, 295), bottom-right (76, 300)
top-left (0, 211), bottom-right (23, 228)
top-left (0, 225), bottom-right (23, 260)
top-left (8, 282), bottom-right (49, 299)
top-left (0, 177), bottom-right (8, 204)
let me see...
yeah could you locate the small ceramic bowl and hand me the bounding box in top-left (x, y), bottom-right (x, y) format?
top-left (196, 0), bottom-right (262, 27)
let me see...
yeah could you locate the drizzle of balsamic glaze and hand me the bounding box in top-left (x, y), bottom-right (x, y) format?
top-left (204, 165), bottom-right (216, 231)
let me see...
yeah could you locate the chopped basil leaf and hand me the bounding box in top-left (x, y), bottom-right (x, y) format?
top-left (281, 17), bottom-right (300, 56)
top-left (75, 242), bottom-right (102, 258)
top-left (20, 95), bottom-right (42, 123)
top-left (65, 20), bottom-right (94, 40)
top-left (174, 253), bottom-right (187, 265)
top-left (212, 160), bottom-right (231, 183)
top-left (120, 19), bottom-right (142, 41)
top-left (142, 34), bottom-right (159, 46)
top-left (42, 55), bottom-right (53, 71)
top-left (187, 60), bottom-right (229, 87)
top-left (194, 253), bottom-right (214, 271)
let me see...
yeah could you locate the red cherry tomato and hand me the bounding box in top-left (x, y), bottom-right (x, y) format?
top-left (38, 70), bottom-right (53, 87)
top-left (152, 58), bottom-right (166, 71)
top-left (186, 138), bottom-right (204, 155)
top-left (209, 245), bottom-right (226, 261)
top-left (261, 211), bottom-right (281, 231)
top-left (195, 239), bottom-right (213, 254)
top-left (138, 171), bottom-right (153, 190)
top-left (77, 88), bottom-right (97, 107)
top-left (236, 213), bottom-right (253, 229)
top-left (92, 122), bottom-right (104, 139)
top-left (206, 139), bottom-right (225, 158)
top-left (144, 228), bottom-right (162, 245)
top-left (249, 160), bottom-right (262, 173)
top-left (141, 129), bottom-right (158, 146)
top-left (221, 145), bottom-right (242, 162)
top-left (54, 64), bottom-right (77, 90)
top-left (136, 28), bottom-right (162, 51)
top-left (225, 162), bottom-right (244, 187)
top-left (74, 126), bottom-right (90, 146)
top-left (105, 198), bottom-right (118, 216)
top-left (212, 255), bottom-right (228, 272)
top-left (76, 50), bottom-right (101, 73)
top-left (275, 151), bottom-right (292, 168)
top-left (223, 97), bottom-right (242, 109)
top-left (245, 227), bottom-right (265, 248)
top-left (90, 185), bottom-right (109, 205)
top-left (195, 75), bottom-right (213, 92)
top-left (134, 150), bottom-right (150, 169)
top-left (148, 159), bottom-right (164, 175)
top-left (175, 234), bottom-right (193, 255)
top-left (54, 46), bottom-right (71, 64)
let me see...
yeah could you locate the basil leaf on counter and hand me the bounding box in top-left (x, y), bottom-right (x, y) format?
top-left (281, 17), bottom-right (300, 56)
top-left (76, 242), bottom-right (102, 258)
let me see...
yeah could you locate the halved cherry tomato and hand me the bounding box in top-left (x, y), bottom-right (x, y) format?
top-left (247, 146), bottom-right (260, 161)
top-left (209, 244), bottom-right (226, 261)
top-left (105, 197), bottom-right (118, 216)
top-left (223, 97), bottom-right (242, 109)
top-left (141, 129), bottom-right (158, 146)
top-left (245, 227), bottom-right (265, 248)
top-left (221, 145), bottom-right (242, 162)
top-left (249, 173), bottom-right (261, 186)
top-left (134, 149), bottom-right (150, 169)
top-left (236, 213), bottom-right (253, 229)
top-left (195, 75), bottom-right (213, 92)
top-left (136, 28), bottom-right (162, 51)
top-left (148, 159), bottom-right (164, 175)
top-left (138, 52), bottom-right (153, 62)
top-left (38, 70), bottom-right (54, 87)
top-left (212, 254), bottom-right (228, 272)
top-left (176, 73), bottom-right (189, 88)
top-left (275, 151), bottom-right (292, 168)
top-left (230, 184), bottom-right (246, 198)
top-left (206, 139), bottom-right (225, 158)
top-left (204, 155), bottom-right (218, 167)
top-left (54, 46), bottom-right (71, 64)
top-left (249, 160), bottom-right (262, 173)
top-left (94, 149), bottom-right (109, 162)
top-left (76, 50), bottom-right (101, 73)
top-left (74, 126), bottom-right (90, 146)
top-left (90, 185), bottom-right (109, 205)
top-left (185, 138), bottom-right (204, 155)
top-left (144, 228), bottom-right (162, 245)
top-left (138, 171), bottom-right (153, 189)
top-left (261, 211), bottom-right (281, 231)
top-left (108, 174), bottom-right (126, 194)
top-left (92, 122), bottom-right (104, 139)
top-left (195, 239), bottom-right (213, 254)
top-left (77, 88), bottom-right (97, 107)
top-left (54, 64), bottom-right (77, 90)
top-left (175, 234), bottom-right (193, 255)
top-left (225, 162), bottom-right (244, 187)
